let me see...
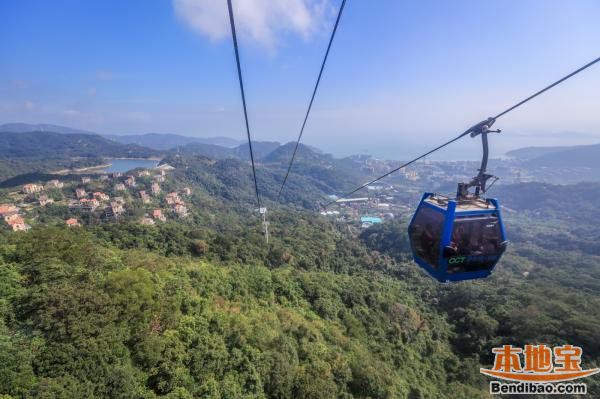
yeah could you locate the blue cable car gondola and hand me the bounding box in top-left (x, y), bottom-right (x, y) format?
top-left (408, 118), bottom-right (508, 282)
top-left (408, 193), bottom-right (507, 282)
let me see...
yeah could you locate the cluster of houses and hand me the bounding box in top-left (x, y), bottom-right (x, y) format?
top-left (139, 188), bottom-right (190, 225)
top-left (3, 165), bottom-right (189, 232)
top-left (69, 187), bottom-right (116, 214)
top-left (0, 203), bottom-right (29, 231)
top-left (165, 190), bottom-right (190, 217)
top-left (67, 169), bottom-right (180, 223)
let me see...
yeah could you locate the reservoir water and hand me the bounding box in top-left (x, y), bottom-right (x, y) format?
top-left (103, 159), bottom-right (159, 173)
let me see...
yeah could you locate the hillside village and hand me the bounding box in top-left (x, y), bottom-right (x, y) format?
top-left (0, 164), bottom-right (194, 232)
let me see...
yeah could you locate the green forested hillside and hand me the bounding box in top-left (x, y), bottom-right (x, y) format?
top-left (1, 149), bottom-right (600, 398)
top-left (0, 131), bottom-right (160, 181)
top-left (0, 131), bottom-right (157, 160)
top-left (1, 202), bottom-right (599, 398)
top-left (0, 226), bottom-right (488, 398)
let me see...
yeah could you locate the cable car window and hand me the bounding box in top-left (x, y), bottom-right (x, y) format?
top-left (447, 215), bottom-right (504, 273)
top-left (409, 206), bottom-right (444, 269)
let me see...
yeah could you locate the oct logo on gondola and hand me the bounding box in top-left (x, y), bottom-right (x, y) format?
top-left (447, 256), bottom-right (466, 264)
top-left (481, 344), bottom-right (599, 395)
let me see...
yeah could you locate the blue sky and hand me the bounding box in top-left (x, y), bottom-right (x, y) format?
top-left (1, 0), bottom-right (599, 159)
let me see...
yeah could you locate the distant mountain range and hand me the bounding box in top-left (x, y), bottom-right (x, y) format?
top-left (0, 123), bottom-right (244, 150)
top-left (506, 143), bottom-right (600, 168)
top-left (177, 141), bottom-right (281, 161)
top-left (105, 133), bottom-right (243, 150)
top-left (0, 129), bottom-right (161, 181)
top-left (0, 131), bottom-right (158, 160)
top-left (2, 122), bottom-right (600, 183)
top-left (0, 123), bottom-right (96, 135)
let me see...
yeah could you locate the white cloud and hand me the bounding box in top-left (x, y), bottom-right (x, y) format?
top-left (173, 0), bottom-right (331, 49)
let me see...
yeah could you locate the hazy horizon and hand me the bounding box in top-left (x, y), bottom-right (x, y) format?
top-left (2, 120), bottom-right (599, 162)
top-left (2, 0), bottom-right (600, 160)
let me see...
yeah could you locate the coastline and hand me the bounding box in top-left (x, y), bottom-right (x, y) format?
top-left (51, 157), bottom-right (162, 175)
top-left (53, 163), bottom-right (112, 175)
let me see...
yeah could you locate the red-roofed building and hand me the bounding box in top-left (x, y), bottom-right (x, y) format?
top-left (93, 192), bottom-right (110, 202)
top-left (5, 215), bottom-right (28, 231)
top-left (66, 218), bottom-right (79, 227)
top-left (0, 204), bottom-right (19, 217)
top-left (152, 209), bottom-right (166, 222)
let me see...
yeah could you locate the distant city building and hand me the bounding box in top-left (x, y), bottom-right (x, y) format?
top-left (173, 203), bottom-right (188, 218)
top-left (114, 183), bottom-right (126, 192)
top-left (165, 192), bottom-right (180, 205)
top-left (109, 202), bottom-right (124, 216)
top-left (93, 192), bottom-right (110, 202)
top-left (335, 197), bottom-right (368, 203)
top-left (81, 176), bottom-right (91, 184)
top-left (100, 175), bottom-right (109, 181)
top-left (139, 191), bottom-right (151, 204)
top-left (181, 187), bottom-right (192, 196)
top-left (75, 188), bottom-right (87, 199)
top-left (124, 176), bottom-right (136, 187)
top-left (79, 198), bottom-right (99, 212)
top-left (153, 174), bottom-right (165, 182)
top-left (320, 210), bottom-right (340, 216)
top-left (112, 172), bottom-right (122, 178)
top-left (404, 170), bottom-right (419, 181)
top-left (360, 216), bottom-right (383, 228)
top-left (138, 170), bottom-right (150, 177)
top-left (156, 164), bottom-right (174, 172)
top-left (151, 182), bottom-right (161, 195)
top-left (22, 183), bottom-right (42, 194)
top-left (140, 216), bottom-right (155, 225)
top-left (152, 209), bottom-right (166, 222)
top-left (39, 194), bottom-right (54, 206)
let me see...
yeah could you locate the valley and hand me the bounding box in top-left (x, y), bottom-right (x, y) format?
top-left (0, 125), bottom-right (599, 398)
